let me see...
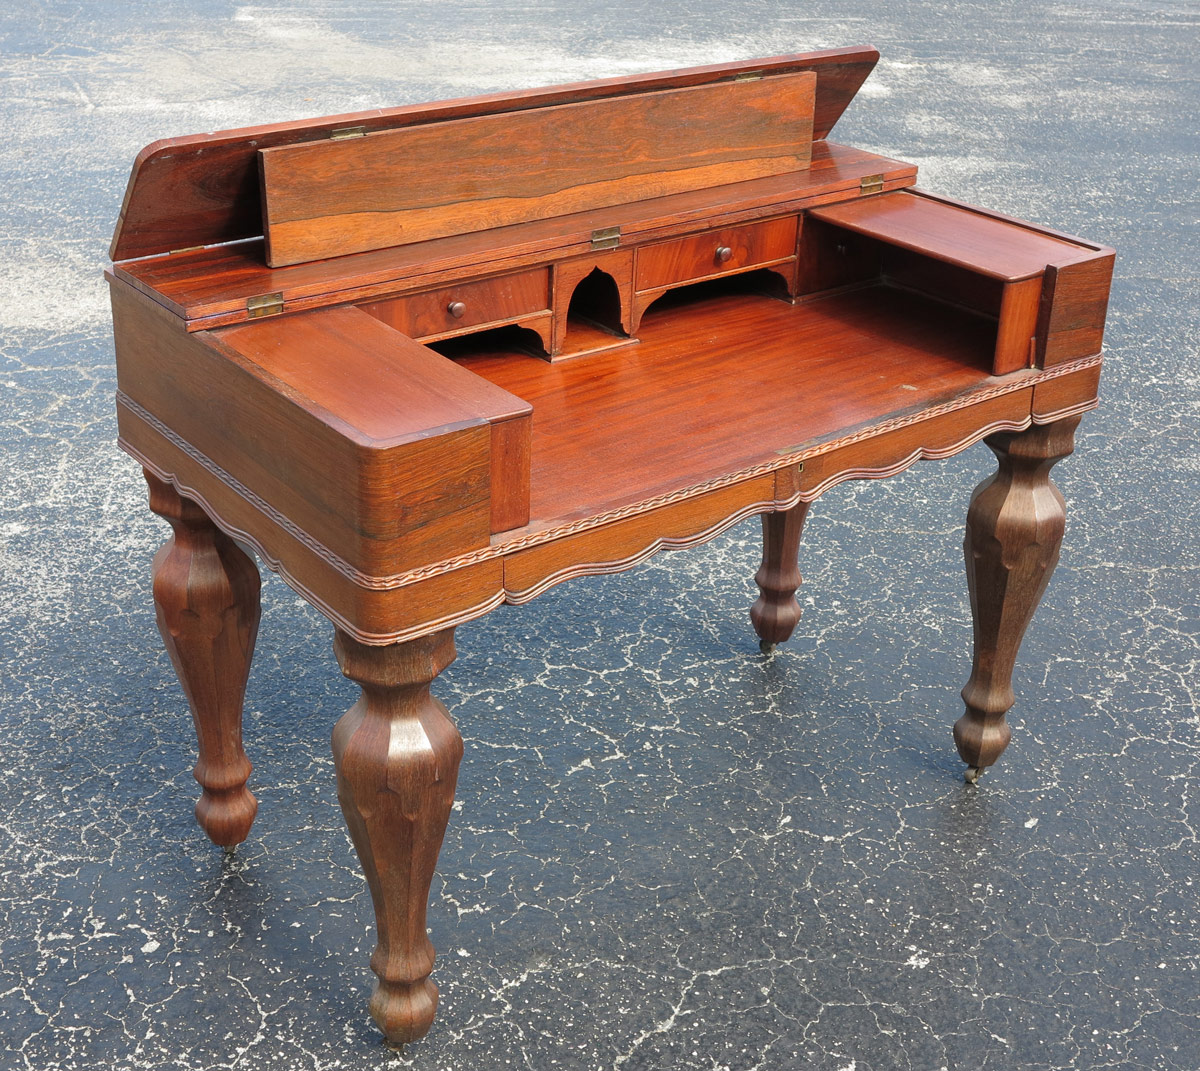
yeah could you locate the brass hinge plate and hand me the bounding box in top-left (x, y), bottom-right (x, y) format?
top-left (247, 292), bottom-right (284, 318)
top-left (860, 174), bottom-right (885, 195)
top-left (588, 225), bottom-right (619, 250)
top-left (591, 226), bottom-right (621, 250)
top-left (330, 125), bottom-right (367, 140)
top-left (734, 71), bottom-right (764, 82)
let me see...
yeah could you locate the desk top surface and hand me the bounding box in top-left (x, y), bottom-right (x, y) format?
top-left (455, 281), bottom-right (998, 529)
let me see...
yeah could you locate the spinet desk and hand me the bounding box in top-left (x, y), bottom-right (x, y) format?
top-left (107, 47), bottom-right (1112, 1046)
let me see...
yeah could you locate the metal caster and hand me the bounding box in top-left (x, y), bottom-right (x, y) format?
top-left (964, 765), bottom-right (985, 784)
top-left (759, 639), bottom-right (777, 654)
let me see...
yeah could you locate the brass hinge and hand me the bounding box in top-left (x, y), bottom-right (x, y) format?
top-left (591, 225), bottom-right (621, 250)
top-left (246, 292), bottom-right (284, 318)
top-left (169, 244), bottom-right (205, 256)
top-left (860, 174), bottom-right (885, 195)
top-left (330, 125), bottom-right (367, 140)
top-left (734, 71), bottom-right (764, 82)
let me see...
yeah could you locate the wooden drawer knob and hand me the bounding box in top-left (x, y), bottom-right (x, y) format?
top-left (447, 300), bottom-right (467, 319)
top-left (715, 245), bottom-right (733, 264)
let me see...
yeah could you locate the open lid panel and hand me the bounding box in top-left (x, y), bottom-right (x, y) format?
top-left (109, 46), bottom-right (879, 263)
top-left (259, 71), bottom-right (815, 267)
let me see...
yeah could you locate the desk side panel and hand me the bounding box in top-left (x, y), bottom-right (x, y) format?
top-left (120, 400), bottom-right (505, 643)
top-left (110, 281), bottom-right (493, 578)
top-left (1035, 252), bottom-right (1115, 367)
top-left (212, 305), bottom-right (533, 532)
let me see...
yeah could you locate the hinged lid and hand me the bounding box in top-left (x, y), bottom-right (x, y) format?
top-left (246, 292), bottom-right (284, 318)
top-left (109, 46), bottom-right (880, 263)
top-left (259, 72), bottom-right (815, 266)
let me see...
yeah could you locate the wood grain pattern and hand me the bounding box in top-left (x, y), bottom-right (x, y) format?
top-left (1031, 363), bottom-right (1102, 422)
top-left (458, 284), bottom-right (1000, 525)
top-left (956, 416), bottom-right (1080, 778)
top-left (795, 214), bottom-right (883, 297)
top-left (357, 267), bottom-right (549, 341)
top-left (503, 474), bottom-right (778, 602)
top-left (146, 470), bottom-right (260, 848)
top-left (333, 629), bottom-right (462, 1043)
top-left (412, 365), bottom-right (1101, 592)
top-left (809, 190), bottom-right (1084, 282)
top-left (750, 503), bottom-right (811, 650)
top-left (634, 215), bottom-right (799, 292)
top-left (112, 283), bottom-right (525, 577)
top-left (115, 143), bottom-right (916, 331)
top-left (992, 276), bottom-right (1042, 374)
top-left (260, 74), bottom-right (816, 266)
top-left (551, 250), bottom-right (633, 357)
top-left (107, 51), bottom-right (1114, 1049)
top-left (796, 388), bottom-right (1034, 500)
top-left (805, 190), bottom-right (1115, 375)
top-left (880, 246), bottom-right (1002, 318)
top-left (1035, 252), bottom-right (1115, 366)
top-left (121, 400), bottom-right (508, 646)
top-left (111, 47), bottom-right (878, 262)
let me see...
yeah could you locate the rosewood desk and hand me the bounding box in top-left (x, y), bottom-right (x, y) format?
top-left (107, 47), bottom-right (1112, 1045)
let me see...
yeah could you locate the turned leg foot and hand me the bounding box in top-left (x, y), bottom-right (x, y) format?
top-left (333, 628), bottom-right (463, 1045)
top-left (146, 471), bottom-right (260, 847)
top-left (750, 502), bottom-right (811, 652)
top-left (956, 417), bottom-right (1080, 777)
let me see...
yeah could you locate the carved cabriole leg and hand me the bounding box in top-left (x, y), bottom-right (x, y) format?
top-left (332, 628), bottom-right (463, 1047)
top-left (750, 502), bottom-right (811, 652)
top-left (145, 470), bottom-right (260, 847)
top-left (956, 416), bottom-right (1081, 781)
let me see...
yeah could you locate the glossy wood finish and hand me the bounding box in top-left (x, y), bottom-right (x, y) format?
top-left (262, 74), bottom-right (815, 266)
top-left (810, 190), bottom-right (1086, 282)
top-left (111, 47), bottom-right (878, 262)
top-left (956, 416), bottom-right (1080, 780)
top-left (112, 281), bottom-right (532, 578)
top-left (806, 190), bottom-right (1113, 374)
top-left (751, 502), bottom-right (811, 651)
top-left (1035, 253), bottom-right (1115, 367)
top-left (108, 50), bottom-right (1113, 1048)
top-left (505, 473), bottom-right (779, 603)
top-left (459, 284), bottom-right (999, 524)
top-left (634, 215), bottom-right (799, 291)
top-left (332, 628), bottom-right (462, 1045)
top-left (551, 249), bottom-right (633, 358)
top-left (359, 267), bottom-right (550, 343)
top-left (146, 470), bottom-right (260, 847)
top-left (114, 142), bottom-right (916, 332)
top-left (992, 275), bottom-right (1042, 374)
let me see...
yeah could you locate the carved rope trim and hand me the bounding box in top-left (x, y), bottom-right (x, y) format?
top-left (117, 353), bottom-right (1101, 593)
top-left (393, 354), bottom-right (1102, 585)
top-left (118, 391), bottom-right (383, 587)
top-left (504, 495), bottom-right (789, 604)
top-left (503, 405), bottom-right (1098, 602)
top-left (126, 429), bottom-right (507, 646)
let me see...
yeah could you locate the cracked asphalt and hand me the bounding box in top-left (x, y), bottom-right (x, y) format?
top-left (1, 2), bottom-right (1197, 1069)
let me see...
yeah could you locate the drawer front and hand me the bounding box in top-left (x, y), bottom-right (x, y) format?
top-left (635, 216), bottom-right (798, 292)
top-left (361, 267), bottom-right (550, 339)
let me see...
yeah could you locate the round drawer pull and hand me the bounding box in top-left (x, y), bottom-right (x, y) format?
top-left (447, 300), bottom-right (467, 319)
top-left (715, 245), bottom-right (733, 264)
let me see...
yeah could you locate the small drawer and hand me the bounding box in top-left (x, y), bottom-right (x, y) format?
top-left (635, 216), bottom-right (799, 292)
top-left (360, 267), bottom-right (550, 340)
